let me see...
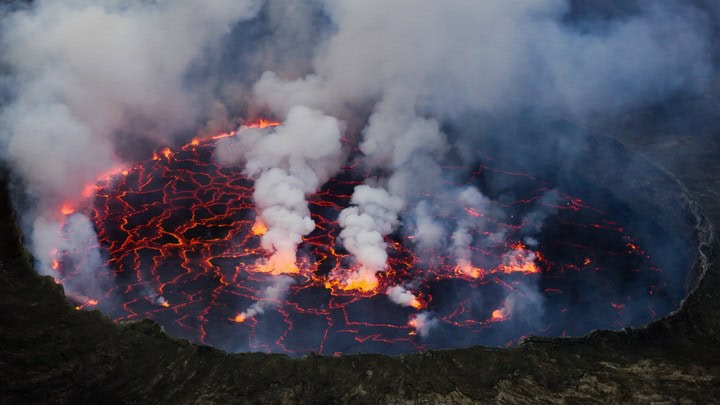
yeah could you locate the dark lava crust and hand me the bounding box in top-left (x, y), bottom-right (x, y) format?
top-left (2, 127), bottom-right (720, 403)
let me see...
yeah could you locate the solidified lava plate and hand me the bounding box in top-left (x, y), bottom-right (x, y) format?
top-left (54, 123), bottom-right (682, 356)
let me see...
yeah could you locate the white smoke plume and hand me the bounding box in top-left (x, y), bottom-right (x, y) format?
top-left (236, 275), bottom-right (294, 321)
top-left (408, 312), bottom-right (439, 338)
top-left (497, 281), bottom-right (546, 328)
top-left (0, 0), bottom-right (716, 343)
top-left (259, 0), bottom-right (711, 119)
top-left (451, 187), bottom-right (506, 275)
top-left (387, 285), bottom-right (421, 308)
top-left (216, 105), bottom-right (343, 274)
top-left (410, 201), bottom-right (446, 251)
top-left (338, 109), bottom-right (448, 289)
top-left (52, 213), bottom-right (110, 299)
top-left (0, 0), bottom-right (264, 293)
top-left (336, 185), bottom-right (403, 290)
top-left (253, 0), bottom-right (713, 294)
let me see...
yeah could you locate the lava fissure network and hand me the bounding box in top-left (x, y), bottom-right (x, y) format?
top-left (54, 121), bottom-right (677, 356)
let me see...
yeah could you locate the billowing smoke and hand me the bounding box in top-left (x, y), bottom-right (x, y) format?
top-left (0, 0), bottom-right (265, 294)
top-left (250, 0), bottom-right (714, 330)
top-left (387, 285), bottom-right (421, 308)
top-left (235, 275), bottom-right (294, 322)
top-left (409, 312), bottom-right (439, 338)
top-left (216, 106), bottom-right (343, 275)
top-left (50, 213), bottom-right (111, 301)
top-left (335, 185), bottom-right (403, 291)
top-left (0, 0), bottom-right (715, 345)
top-left (451, 187), bottom-right (504, 276)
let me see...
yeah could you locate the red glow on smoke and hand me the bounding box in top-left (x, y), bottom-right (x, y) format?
top-left (60, 204), bottom-right (75, 216)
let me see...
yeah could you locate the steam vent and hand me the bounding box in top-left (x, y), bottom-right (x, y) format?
top-left (2, 1), bottom-right (720, 403)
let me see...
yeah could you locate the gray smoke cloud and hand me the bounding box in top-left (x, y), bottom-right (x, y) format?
top-left (251, 0), bottom-right (714, 329)
top-left (409, 311), bottom-right (439, 338)
top-left (0, 0), bottom-right (264, 287)
top-left (256, 0), bottom-right (711, 118)
top-left (2, 0), bottom-right (264, 202)
top-left (0, 0), bottom-right (715, 339)
top-left (51, 212), bottom-right (111, 300)
top-left (387, 285), bottom-right (421, 308)
top-left (236, 275), bottom-right (294, 321)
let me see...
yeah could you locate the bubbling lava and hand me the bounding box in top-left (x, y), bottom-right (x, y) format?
top-left (53, 120), bottom-right (676, 355)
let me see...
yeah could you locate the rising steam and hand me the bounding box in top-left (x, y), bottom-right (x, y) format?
top-left (0, 0), bottom-right (715, 342)
top-left (216, 106), bottom-right (343, 275)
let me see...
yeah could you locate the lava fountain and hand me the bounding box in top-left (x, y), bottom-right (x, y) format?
top-left (52, 120), bottom-right (691, 356)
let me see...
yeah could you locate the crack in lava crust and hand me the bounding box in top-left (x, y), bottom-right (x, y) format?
top-left (54, 126), bottom-right (677, 356)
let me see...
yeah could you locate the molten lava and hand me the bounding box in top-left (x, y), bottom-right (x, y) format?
top-left (490, 308), bottom-right (508, 322)
top-left (251, 220), bottom-right (267, 236)
top-left (52, 119), bottom-right (678, 355)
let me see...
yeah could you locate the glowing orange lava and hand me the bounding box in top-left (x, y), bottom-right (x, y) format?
top-left (255, 255), bottom-right (301, 275)
top-left (489, 308), bottom-right (508, 322)
top-left (326, 268), bottom-right (380, 293)
top-left (50, 117), bottom-right (671, 356)
top-left (457, 263), bottom-right (486, 279)
top-left (498, 243), bottom-right (540, 274)
top-left (247, 118), bottom-right (282, 129)
top-left (251, 220), bottom-right (267, 236)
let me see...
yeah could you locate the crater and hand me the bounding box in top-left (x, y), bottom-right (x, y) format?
top-left (52, 122), bottom-right (701, 356)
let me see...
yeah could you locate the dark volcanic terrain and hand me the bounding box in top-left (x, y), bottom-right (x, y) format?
top-left (2, 116), bottom-right (720, 403)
